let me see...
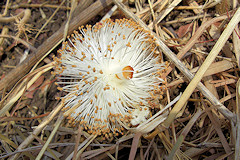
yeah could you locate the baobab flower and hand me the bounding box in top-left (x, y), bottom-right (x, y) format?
top-left (53, 19), bottom-right (165, 136)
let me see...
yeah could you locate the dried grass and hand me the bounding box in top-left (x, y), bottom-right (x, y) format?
top-left (0, 0), bottom-right (239, 159)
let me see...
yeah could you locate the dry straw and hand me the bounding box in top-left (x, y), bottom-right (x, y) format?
top-left (1, 0), bottom-right (239, 159)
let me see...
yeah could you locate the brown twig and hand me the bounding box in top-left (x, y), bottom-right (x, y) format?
top-left (0, 35), bottom-right (36, 51)
top-left (4, 3), bottom-right (71, 10)
top-left (34, 0), bottom-right (66, 39)
top-left (0, 0), bottom-right (10, 17)
top-left (0, 9), bottom-right (25, 23)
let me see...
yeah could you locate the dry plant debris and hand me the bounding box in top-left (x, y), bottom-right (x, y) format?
top-left (0, 0), bottom-right (240, 159)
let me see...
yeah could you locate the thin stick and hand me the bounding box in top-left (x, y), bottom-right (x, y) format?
top-left (235, 79), bottom-right (240, 159)
top-left (202, 101), bottom-right (232, 154)
top-left (0, 26), bottom-right (8, 45)
top-left (129, 133), bottom-right (142, 160)
top-left (161, 14), bottom-right (211, 25)
top-left (34, 0), bottom-right (66, 39)
top-left (63, 0), bottom-right (77, 41)
top-left (75, 135), bottom-right (97, 159)
top-left (73, 126), bottom-right (83, 160)
top-left (35, 113), bottom-right (64, 160)
top-left (0, 0), bottom-right (10, 17)
top-left (167, 109), bottom-right (203, 160)
top-left (0, 8), bottom-right (24, 23)
top-left (149, 0), bottom-right (182, 28)
top-left (0, 35), bottom-right (36, 51)
top-left (3, 3), bottom-right (71, 10)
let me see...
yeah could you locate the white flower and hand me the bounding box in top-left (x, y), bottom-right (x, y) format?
top-left (53, 19), bottom-right (165, 136)
top-left (130, 107), bottom-right (150, 126)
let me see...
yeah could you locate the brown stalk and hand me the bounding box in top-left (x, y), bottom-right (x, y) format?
top-left (129, 132), bottom-right (142, 160)
top-left (167, 109), bottom-right (203, 159)
top-left (202, 101), bottom-right (232, 154)
top-left (235, 79), bottom-right (240, 159)
top-left (0, 8), bottom-right (25, 23)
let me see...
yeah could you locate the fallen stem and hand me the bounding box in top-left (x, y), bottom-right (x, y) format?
top-left (35, 113), bottom-right (64, 160)
top-left (0, 9), bottom-right (25, 23)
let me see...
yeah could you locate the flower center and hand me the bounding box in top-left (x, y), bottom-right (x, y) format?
top-left (115, 66), bottom-right (134, 80)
